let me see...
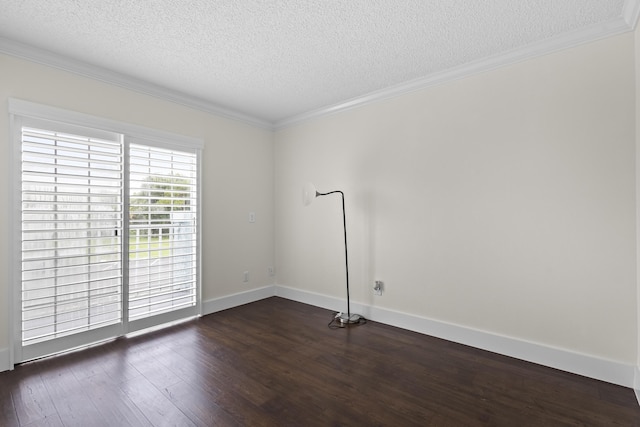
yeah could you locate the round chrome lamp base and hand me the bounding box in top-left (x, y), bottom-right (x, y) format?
top-left (337, 313), bottom-right (364, 325)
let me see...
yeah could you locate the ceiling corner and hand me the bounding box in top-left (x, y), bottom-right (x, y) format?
top-left (623, 0), bottom-right (640, 29)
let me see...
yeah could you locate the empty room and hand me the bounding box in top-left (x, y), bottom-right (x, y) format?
top-left (1, 1), bottom-right (640, 425)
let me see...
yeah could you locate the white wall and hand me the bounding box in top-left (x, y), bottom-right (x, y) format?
top-left (635, 22), bottom-right (640, 400)
top-left (0, 53), bottom-right (275, 363)
top-left (275, 32), bottom-right (637, 369)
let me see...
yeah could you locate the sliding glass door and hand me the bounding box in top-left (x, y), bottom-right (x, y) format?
top-left (14, 111), bottom-right (200, 363)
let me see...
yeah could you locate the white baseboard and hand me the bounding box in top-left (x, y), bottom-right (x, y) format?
top-left (2, 284), bottom-right (634, 390)
top-left (275, 285), bottom-right (635, 388)
top-left (202, 286), bottom-right (276, 316)
top-left (275, 285), bottom-right (350, 313)
top-left (635, 366), bottom-right (640, 405)
top-left (0, 347), bottom-right (9, 373)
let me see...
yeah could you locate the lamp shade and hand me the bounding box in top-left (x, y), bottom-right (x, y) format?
top-left (303, 182), bottom-right (318, 206)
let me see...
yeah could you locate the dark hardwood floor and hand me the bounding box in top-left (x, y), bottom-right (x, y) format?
top-left (1, 297), bottom-right (639, 426)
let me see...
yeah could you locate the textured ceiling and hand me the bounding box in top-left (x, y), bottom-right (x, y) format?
top-left (0, 1), bottom-right (637, 126)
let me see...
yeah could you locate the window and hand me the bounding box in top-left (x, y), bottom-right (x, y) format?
top-left (10, 99), bottom-right (202, 363)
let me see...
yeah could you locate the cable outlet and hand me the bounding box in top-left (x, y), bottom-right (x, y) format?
top-left (243, 271), bottom-right (249, 283)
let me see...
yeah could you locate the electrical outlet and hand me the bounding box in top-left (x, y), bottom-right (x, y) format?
top-left (249, 212), bottom-right (256, 223)
top-left (374, 280), bottom-right (383, 296)
top-left (243, 271), bottom-right (249, 283)
top-left (268, 266), bottom-right (275, 276)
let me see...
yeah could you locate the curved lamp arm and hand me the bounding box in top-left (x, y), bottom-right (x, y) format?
top-left (303, 181), bottom-right (344, 204)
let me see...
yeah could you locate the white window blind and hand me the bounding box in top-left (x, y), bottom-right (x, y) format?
top-left (128, 143), bottom-right (198, 321)
top-left (21, 126), bottom-right (123, 346)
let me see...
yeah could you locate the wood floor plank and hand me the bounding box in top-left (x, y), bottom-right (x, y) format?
top-left (1, 297), bottom-right (639, 426)
top-left (0, 375), bottom-right (20, 427)
top-left (8, 371), bottom-right (57, 426)
top-left (162, 379), bottom-right (240, 427)
top-left (118, 372), bottom-right (197, 427)
top-left (94, 351), bottom-right (144, 385)
top-left (82, 372), bottom-right (154, 427)
top-left (20, 413), bottom-right (64, 427)
top-left (169, 336), bottom-right (282, 407)
top-left (38, 364), bottom-right (109, 427)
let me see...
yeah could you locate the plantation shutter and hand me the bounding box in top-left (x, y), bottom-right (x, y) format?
top-left (127, 142), bottom-right (198, 330)
top-left (20, 121), bottom-right (124, 359)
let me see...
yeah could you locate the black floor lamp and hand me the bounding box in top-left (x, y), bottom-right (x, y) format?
top-left (303, 182), bottom-right (363, 325)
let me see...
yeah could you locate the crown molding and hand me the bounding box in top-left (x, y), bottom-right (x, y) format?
top-left (0, 37), bottom-right (273, 129)
top-left (2, 0), bottom-right (639, 133)
top-left (275, 10), bottom-right (640, 129)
